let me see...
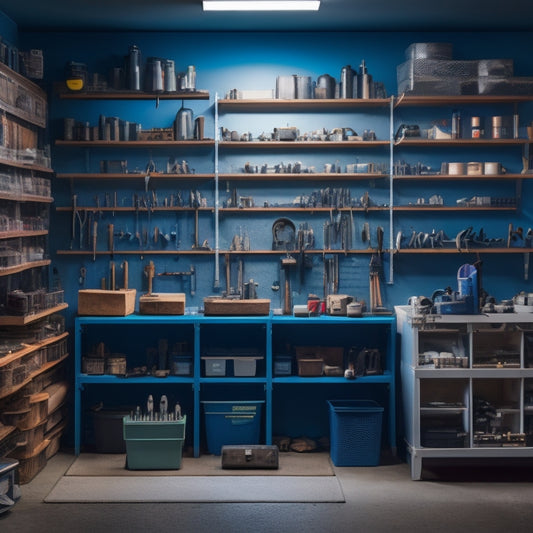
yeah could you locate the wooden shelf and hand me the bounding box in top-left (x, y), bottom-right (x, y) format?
top-left (395, 247), bottom-right (533, 254)
top-left (395, 94), bottom-right (533, 107)
top-left (0, 157), bottom-right (54, 174)
top-left (55, 173), bottom-right (214, 180)
top-left (55, 248), bottom-right (382, 257)
top-left (393, 206), bottom-right (516, 212)
top-left (55, 206), bottom-right (213, 213)
top-left (0, 351), bottom-right (69, 400)
top-left (0, 230), bottom-right (48, 240)
top-left (0, 332), bottom-right (69, 369)
top-left (218, 172), bottom-right (387, 181)
top-left (217, 98), bottom-right (392, 112)
top-left (57, 89), bottom-right (210, 100)
top-left (55, 140), bottom-right (215, 148)
top-left (0, 303), bottom-right (68, 326)
top-left (394, 173), bottom-right (528, 181)
top-left (395, 138), bottom-right (528, 147)
top-left (0, 192), bottom-right (53, 203)
top-left (0, 260), bottom-right (51, 277)
top-left (219, 140), bottom-right (389, 148)
top-left (219, 206), bottom-right (388, 213)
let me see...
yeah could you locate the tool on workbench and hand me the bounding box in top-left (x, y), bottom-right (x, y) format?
top-left (281, 256), bottom-right (297, 315)
top-left (144, 261), bottom-right (156, 295)
top-left (369, 254), bottom-right (391, 314)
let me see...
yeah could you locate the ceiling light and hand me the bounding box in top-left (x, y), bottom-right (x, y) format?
top-left (203, 1), bottom-right (320, 11)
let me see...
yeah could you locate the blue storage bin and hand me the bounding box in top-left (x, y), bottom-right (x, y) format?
top-left (202, 400), bottom-right (264, 455)
top-left (327, 399), bottom-right (383, 466)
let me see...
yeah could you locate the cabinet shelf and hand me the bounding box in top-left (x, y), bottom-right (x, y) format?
top-left (57, 89), bottom-right (210, 101)
top-left (0, 260), bottom-right (51, 277)
top-left (0, 230), bottom-right (48, 240)
top-left (0, 303), bottom-right (68, 326)
top-left (56, 173), bottom-right (214, 181)
top-left (217, 98), bottom-right (392, 112)
top-left (77, 374), bottom-right (195, 384)
top-left (55, 140), bottom-right (215, 148)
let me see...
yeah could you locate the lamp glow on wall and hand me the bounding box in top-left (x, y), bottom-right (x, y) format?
top-left (203, 1), bottom-right (320, 11)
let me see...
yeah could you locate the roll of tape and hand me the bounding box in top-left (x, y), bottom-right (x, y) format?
top-left (448, 162), bottom-right (465, 175)
top-left (484, 162), bottom-right (501, 175)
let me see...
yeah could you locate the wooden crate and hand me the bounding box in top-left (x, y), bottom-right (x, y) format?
top-left (139, 293), bottom-right (185, 315)
top-left (78, 289), bottom-right (136, 316)
top-left (203, 298), bottom-right (270, 316)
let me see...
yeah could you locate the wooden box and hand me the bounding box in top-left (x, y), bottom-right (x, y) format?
top-left (139, 293), bottom-right (185, 315)
top-left (203, 298), bottom-right (270, 316)
top-left (221, 444), bottom-right (279, 469)
top-left (78, 289), bottom-right (136, 316)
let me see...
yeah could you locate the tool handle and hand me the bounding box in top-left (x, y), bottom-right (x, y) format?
top-left (123, 261), bottom-right (129, 289)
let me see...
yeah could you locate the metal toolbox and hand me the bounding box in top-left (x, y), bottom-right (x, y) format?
top-left (221, 444), bottom-right (279, 469)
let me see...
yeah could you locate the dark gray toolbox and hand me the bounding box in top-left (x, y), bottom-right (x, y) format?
top-left (221, 444), bottom-right (279, 469)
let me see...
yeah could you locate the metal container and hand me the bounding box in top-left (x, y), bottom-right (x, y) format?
top-left (163, 59), bottom-right (176, 92)
top-left (295, 76), bottom-right (313, 99)
top-left (316, 73), bottom-right (336, 99)
top-left (340, 65), bottom-right (356, 98)
top-left (126, 45), bottom-right (141, 91)
top-left (174, 106), bottom-right (194, 140)
top-left (144, 57), bottom-right (163, 92)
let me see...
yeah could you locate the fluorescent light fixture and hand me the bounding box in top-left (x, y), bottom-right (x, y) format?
top-left (203, 1), bottom-right (320, 11)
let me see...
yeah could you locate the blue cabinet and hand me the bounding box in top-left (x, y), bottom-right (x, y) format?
top-left (74, 313), bottom-right (396, 456)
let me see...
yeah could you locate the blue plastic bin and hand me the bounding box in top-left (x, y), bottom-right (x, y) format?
top-left (202, 400), bottom-right (264, 455)
top-left (327, 400), bottom-right (383, 466)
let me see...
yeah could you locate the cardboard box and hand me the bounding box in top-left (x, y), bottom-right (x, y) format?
top-left (78, 289), bottom-right (136, 316)
top-left (139, 293), bottom-right (185, 315)
top-left (203, 298), bottom-right (270, 316)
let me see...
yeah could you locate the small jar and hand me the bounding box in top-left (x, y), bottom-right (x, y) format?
top-left (492, 116), bottom-right (502, 139)
top-left (471, 116), bottom-right (481, 138)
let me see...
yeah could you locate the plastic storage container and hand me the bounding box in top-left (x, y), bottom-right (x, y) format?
top-left (327, 400), bottom-right (383, 466)
top-left (93, 409), bottom-right (130, 453)
top-left (202, 400), bottom-right (264, 455)
top-left (123, 415), bottom-right (186, 470)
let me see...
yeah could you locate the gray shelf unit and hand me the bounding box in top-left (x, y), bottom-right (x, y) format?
top-left (396, 305), bottom-right (533, 480)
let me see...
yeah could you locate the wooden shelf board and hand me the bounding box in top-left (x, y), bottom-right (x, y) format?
top-left (218, 172), bottom-right (387, 181)
top-left (55, 140), bottom-right (214, 148)
top-left (0, 260), bottom-right (51, 277)
top-left (0, 332), bottom-right (69, 369)
top-left (219, 140), bottom-right (389, 148)
top-left (0, 230), bottom-right (48, 240)
top-left (217, 98), bottom-right (391, 111)
top-left (0, 303), bottom-right (68, 326)
top-left (57, 90), bottom-right (210, 100)
top-left (55, 173), bottom-right (214, 180)
top-left (0, 157), bottom-right (53, 173)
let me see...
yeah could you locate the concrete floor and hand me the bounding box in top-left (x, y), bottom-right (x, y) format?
top-left (2, 452), bottom-right (533, 533)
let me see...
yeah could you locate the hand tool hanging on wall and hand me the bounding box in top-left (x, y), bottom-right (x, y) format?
top-left (281, 256), bottom-right (297, 315)
top-left (92, 220), bottom-right (98, 261)
top-left (108, 223), bottom-right (114, 258)
top-left (110, 260), bottom-right (116, 290)
top-left (121, 261), bottom-right (129, 289)
top-left (144, 260), bottom-right (155, 295)
top-left (156, 265), bottom-right (196, 296)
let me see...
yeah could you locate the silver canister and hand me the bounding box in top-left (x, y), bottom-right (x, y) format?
top-left (295, 76), bottom-right (313, 99)
top-left (340, 65), bottom-right (356, 99)
top-left (144, 57), bottom-right (163, 92)
top-left (484, 162), bottom-right (502, 175)
top-left (357, 60), bottom-right (372, 100)
top-left (127, 45), bottom-right (141, 91)
top-left (467, 162), bottom-right (483, 175)
top-left (163, 60), bottom-right (176, 92)
top-left (448, 162), bottom-right (465, 175)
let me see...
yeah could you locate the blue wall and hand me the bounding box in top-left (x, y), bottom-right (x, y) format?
top-left (17, 30), bottom-right (533, 322)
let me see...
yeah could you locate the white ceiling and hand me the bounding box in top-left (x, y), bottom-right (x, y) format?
top-left (1, 0), bottom-right (533, 32)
